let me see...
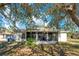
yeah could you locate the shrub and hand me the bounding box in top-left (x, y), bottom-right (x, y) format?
top-left (26, 37), bottom-right (36, 48)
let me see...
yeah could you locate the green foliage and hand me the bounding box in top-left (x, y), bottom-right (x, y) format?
top-left (67, 32), bottom-right (73, 38)
top-left (53, 8), bottom-right (59, 14)
top-left (0, 45), bottom-right (3, 48)
top-left (0, 44), bottom-right (6, 48)
top-left (26, 37), bottom-right (36, 48)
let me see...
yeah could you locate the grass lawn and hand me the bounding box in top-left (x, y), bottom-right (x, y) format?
top-left (0, 39), bottom-right (79, 56)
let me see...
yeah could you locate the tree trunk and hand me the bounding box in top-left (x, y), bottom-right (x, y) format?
top-left (68, 11), bottom-right (79, 27)
top-left (65, 4), bottom-right (79, 27)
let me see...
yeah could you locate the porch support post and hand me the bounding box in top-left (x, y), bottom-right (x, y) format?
top-left (24, 32), bottom-right (27, 41)
top-left (46, 32), bottom-right (49, 41)
top-left (36, 32), bottom-right (38, 41)
top-left (20, 33), bottom-right (22, 41)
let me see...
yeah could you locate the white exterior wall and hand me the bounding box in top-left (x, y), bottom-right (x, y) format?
top-left (0, 34), bottom-right (7, 41)
top-left (15, 33), bottom-right (26, 42)
top-left (15, 33), bottom-right (22, 42)
top-left (58, 32), bottom-right (67, 42)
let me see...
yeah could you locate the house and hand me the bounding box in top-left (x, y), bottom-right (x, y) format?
top-left (0, 27), bottom-right (68, 44)
top-left (15, 27), bottom-right (68, 44)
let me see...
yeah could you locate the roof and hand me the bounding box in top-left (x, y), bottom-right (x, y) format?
top-left (0, 29), bottom-right (14, 35)
top-left (0, 27), bottom-right (69, 34)
top-left (58, 31), bottom-right (70, 33)
top-left (19, 27), bottom-right (58, 32)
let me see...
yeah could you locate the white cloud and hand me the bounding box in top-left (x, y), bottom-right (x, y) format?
top-left (32, 16), bottom-right (45, 26)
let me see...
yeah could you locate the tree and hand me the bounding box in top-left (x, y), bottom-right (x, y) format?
top-left (54, 4), bottom-right (79, 27)
top-left (0, 3), bottom-right (79, 32)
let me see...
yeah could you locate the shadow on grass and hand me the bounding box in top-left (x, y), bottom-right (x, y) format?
top-left (1, 42), bottom-right (78, 56)
top-left (37, 44), bottom-right (66, 56)
top-left (0, 41), bottom-right (26, 56)
top-left (71, 44), bottom-right (79, 49)
top-left (70, 40), bottom-right (79, 43)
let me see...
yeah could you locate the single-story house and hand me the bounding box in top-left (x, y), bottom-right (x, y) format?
top-left (0, 27), bottom-right (69, 44)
